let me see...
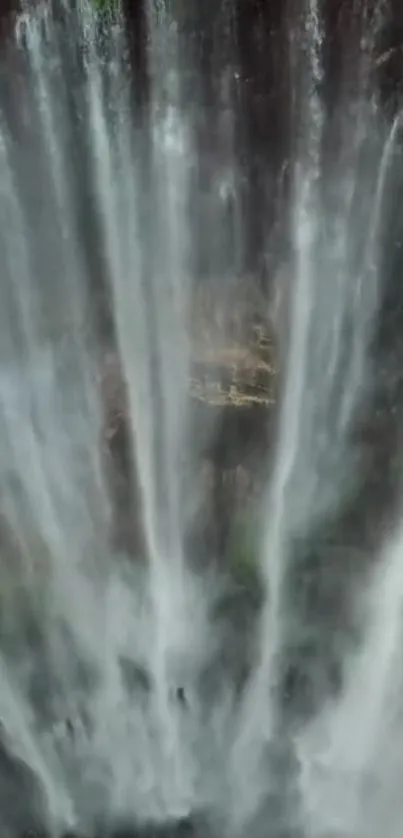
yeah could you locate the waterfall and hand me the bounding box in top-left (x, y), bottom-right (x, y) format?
top-left (229, 0), bottom-right (392, 832)
top-left (0, 1), bottom-right (402, 837)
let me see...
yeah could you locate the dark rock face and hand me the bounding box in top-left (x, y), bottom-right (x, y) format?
top-left (106, 815), bottom-right (199, 838)
top-left (101, 327), bottom-right (275, 562)
top-left (0, 742), bottom-right (48, 838)
top-left (1, 0), bottom-right (400, 299)
top-left (20, 814), bottom-right (203, 838)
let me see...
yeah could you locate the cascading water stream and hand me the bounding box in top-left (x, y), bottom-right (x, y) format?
top-left (297, 522), bottom-right (403, 838)
top-left (227, 5), bottom-right (326, 826)
top-left (228, 0), bottom-right (393, 831)
top-left (0, 1), bottom-right (215, 831)
top-left (79, 8), bottom-right (192, 806)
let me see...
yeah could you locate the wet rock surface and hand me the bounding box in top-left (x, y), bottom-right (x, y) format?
top-left (21, 815), bottom-right (202, 838)
top-left (101, 309), bottom-right (275, 562)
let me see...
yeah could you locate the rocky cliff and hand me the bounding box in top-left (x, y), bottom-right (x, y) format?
top-left (101, 285), bottom-right (276, 563)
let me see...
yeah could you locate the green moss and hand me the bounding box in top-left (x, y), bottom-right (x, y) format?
top-left (91, 0), bottom-right (117, 16)
top-left (227, 505), bottom-right (262, 593)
